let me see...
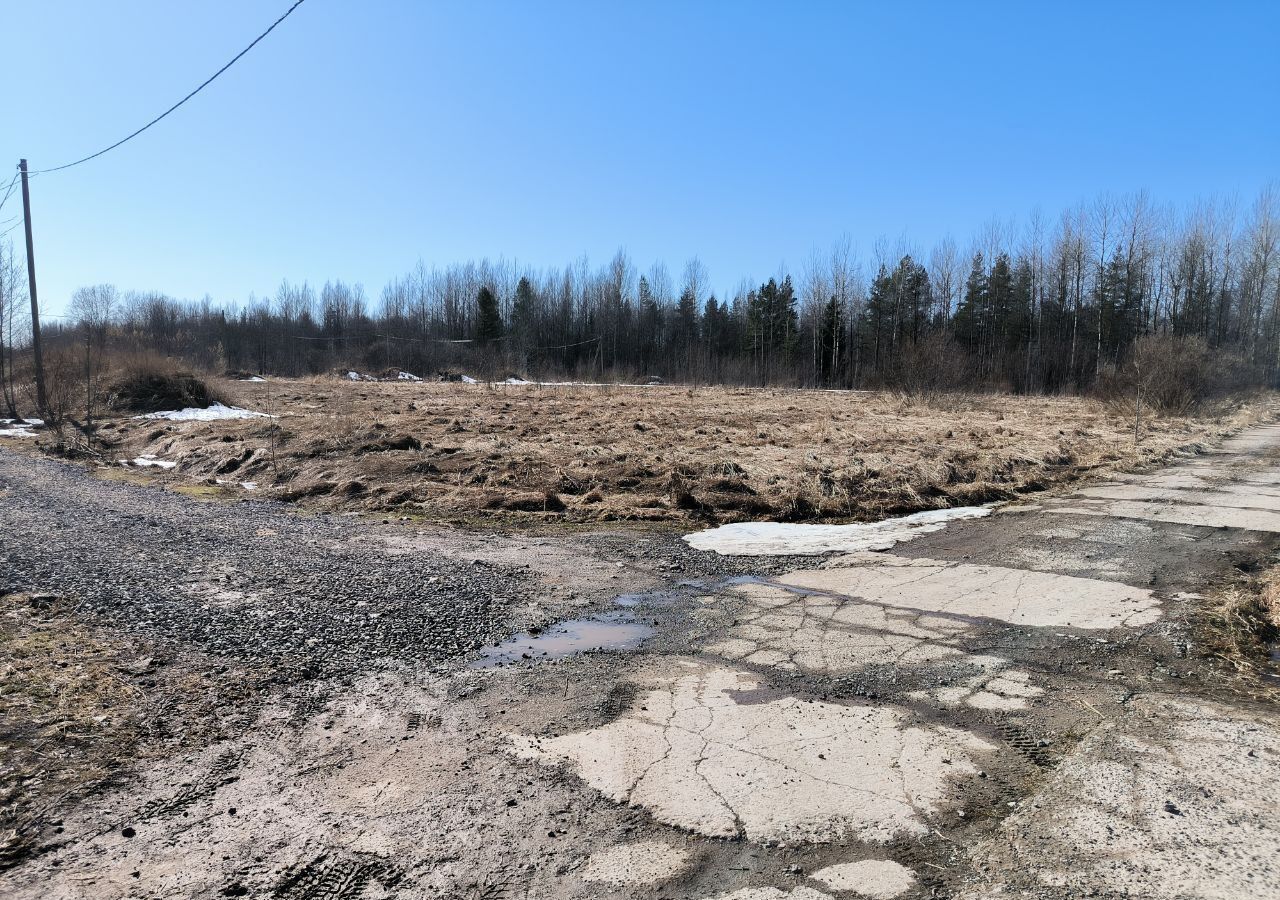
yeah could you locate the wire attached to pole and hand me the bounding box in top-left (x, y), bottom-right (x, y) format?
top-left (31, 0), bottom-right (308, 175)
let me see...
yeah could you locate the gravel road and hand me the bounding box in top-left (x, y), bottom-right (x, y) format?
top-left (0, 453), bottom-right (526, 679)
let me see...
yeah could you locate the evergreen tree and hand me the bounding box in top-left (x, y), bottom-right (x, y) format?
top-left (954, 253), bottom-right (988, 355)
top-left (475, 286), bottom-right (502, 344)
top-left (512, 277), bottom-right (537, 339)
top-left (675, 287), bottom-right (700, 348)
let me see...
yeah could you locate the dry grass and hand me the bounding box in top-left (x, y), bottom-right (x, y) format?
top-left (1202, 568), bottom-right (1280, 678)
top-left (0, 593), bottom-right (265, 868)
top-left (65, 379), bottom-right (1271, 525)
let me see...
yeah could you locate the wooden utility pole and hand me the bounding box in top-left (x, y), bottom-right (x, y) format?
top-left (19, 160), bottom-right (47, 415)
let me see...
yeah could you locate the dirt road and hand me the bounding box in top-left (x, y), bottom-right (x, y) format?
top-left (2, 424), bottom-right (1279, 899)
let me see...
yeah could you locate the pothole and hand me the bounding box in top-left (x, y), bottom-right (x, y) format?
top-left (471, 610), bottom-right (654, 668)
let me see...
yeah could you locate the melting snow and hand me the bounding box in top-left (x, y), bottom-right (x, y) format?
top-left (137, 403), bottom-right (273, 422)
top-left (131, 455), bottom-right (177, 469)
top-left (460, 375), bottom-right (478, 384)
top-left (396, 371), bottom-right (422, 381)
top-left (0, 418), bottom-right (42, 438)
top-left (683, 506), bottom-right (992, 556)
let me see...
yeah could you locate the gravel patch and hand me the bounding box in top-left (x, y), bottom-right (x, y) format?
top-left (0, 452), bottom-right (527, 680)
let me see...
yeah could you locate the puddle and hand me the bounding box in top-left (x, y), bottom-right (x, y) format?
top-left (471, 610), bottom-right (654, 668)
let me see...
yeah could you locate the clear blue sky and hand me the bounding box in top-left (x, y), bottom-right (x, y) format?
top-left (4, 0), bottom-right (1277, 316)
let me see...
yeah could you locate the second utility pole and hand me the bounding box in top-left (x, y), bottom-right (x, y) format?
top-left (19, 159), bottom-right (47, 416)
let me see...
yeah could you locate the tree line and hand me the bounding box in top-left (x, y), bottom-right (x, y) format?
top-left (4, 187), bottom-right (1279, 401)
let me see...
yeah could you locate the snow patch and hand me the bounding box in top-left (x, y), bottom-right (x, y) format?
top-left (240, 375), bottom-right (266, 382)
top-left (131, 455), bottom-right (177, 469)
top-left (460, 375), bottom-right (478, 384)
top-left (504, 376), bottom-right (533, 385)
top-left (395, 370), bottom-right (422, 381)
top-left (683, 506), bottom-right (992, 556)
top-left (0, 418), bottom-right (41, 438)
top-left (136, 403), bottom-right (273, 422)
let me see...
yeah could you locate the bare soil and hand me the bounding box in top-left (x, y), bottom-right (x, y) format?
top-left (41, 379), bottom-right (1269, 524)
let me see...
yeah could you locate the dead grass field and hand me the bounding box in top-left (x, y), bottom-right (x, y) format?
top-left (59, 379), bottom-right (1271, 525)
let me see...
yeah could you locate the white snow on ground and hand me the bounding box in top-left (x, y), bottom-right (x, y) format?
top-left (215, 479), bottom-right (259, 491)
top-left (239, 376), bottom-right (266, 382)
top-left (460, 375), bottom-right (478, 384)
top-left (0, 418), bottom-right (42, 438)
top-left (130, 455), bottom-right (177, 469)
top-left (504, 376), bottom-right (533, 385)
top-left (683, 506), bottom-right (992, 556)
top-left (136, 403), bottom-right (273, 422)
top-left (395, 370), bottom-right (422, 381)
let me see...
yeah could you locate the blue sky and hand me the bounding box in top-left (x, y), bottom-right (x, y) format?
top-left (3, 0), bottom-right (1277, 316)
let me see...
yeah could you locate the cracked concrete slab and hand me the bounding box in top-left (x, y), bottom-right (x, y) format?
top-left (1052, 498), bottom-right (1280, 531)
top-left (581, 840), bottom-right (691, 886)
top-left (788, 554), bottom-right (1161, 629)
top-left (1076, 481), bottom-right (1280, 511)
top-left (812, 859), bottom-right (917, 897)
top-left (702, 888), bottom-right (833, 900)
top-left (509, 659), bottom-right (993, 843)
top-left (699, 556), bottom-right (1158, 676)
top-left (910, 665), bottom-right (1044, 711)
top-left (962, 695), bottom-right (1280, 900)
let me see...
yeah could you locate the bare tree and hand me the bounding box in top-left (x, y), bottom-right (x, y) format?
top-left (69, 283), bottom-right (118, 445)
top-left (0, 239), bottom-right (27, 419)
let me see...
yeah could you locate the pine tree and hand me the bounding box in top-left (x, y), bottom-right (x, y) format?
top-left (954, 253), bottom-right (987, 356)
top-left (475, 286), bottom-right (502, 344)
top-left (675, 287), bottom-right (700, 348)
top-left (512, 277), bottom-right (537, 339)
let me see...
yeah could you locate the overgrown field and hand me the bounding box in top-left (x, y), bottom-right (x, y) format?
top-left (31, 379), bottom-right (1267, 525)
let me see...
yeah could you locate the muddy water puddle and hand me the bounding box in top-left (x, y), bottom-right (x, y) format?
top-left (471, 610), bottom-right (655, 668)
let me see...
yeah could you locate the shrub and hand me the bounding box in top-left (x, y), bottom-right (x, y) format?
top-left (105, 354), bottom-right (229, 413)
top-left (1097, 334), bottom-right (1260, 416)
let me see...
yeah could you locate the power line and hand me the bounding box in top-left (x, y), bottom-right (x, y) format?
top-left (31, 0), bottom-right (308, 175)
top-left (0, 173), bottom-right (19, 215)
